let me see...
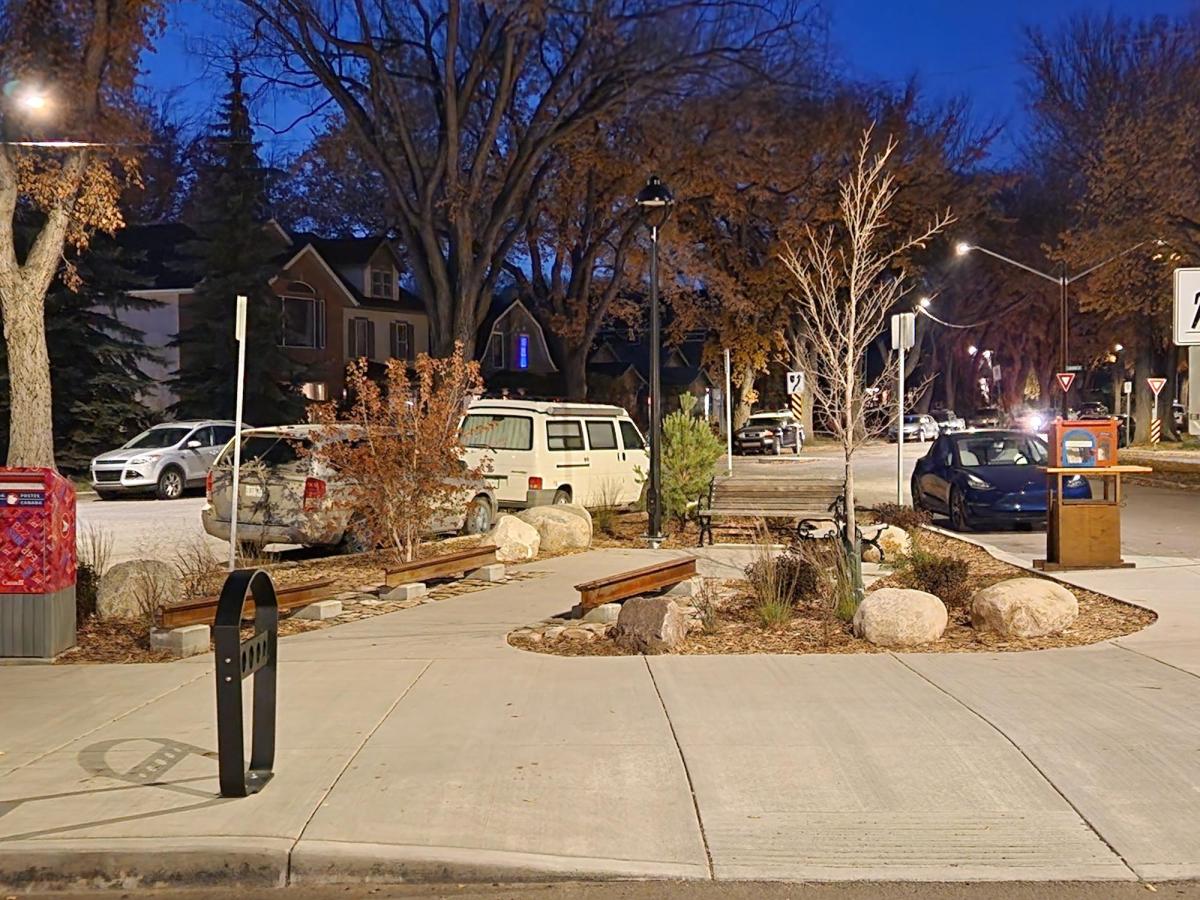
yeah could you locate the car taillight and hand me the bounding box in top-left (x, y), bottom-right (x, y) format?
top-left (303, 477), bottom-right (326, 510)
top-left (528, 476), bottom-right (543, 491)
top-left (205, 471), bottom-right (213, 501)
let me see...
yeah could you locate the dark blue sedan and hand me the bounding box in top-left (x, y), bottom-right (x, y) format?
top-left (912, 430), bottom-right (1091, 531)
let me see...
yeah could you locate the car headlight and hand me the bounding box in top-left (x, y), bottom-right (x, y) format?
top-left (965, 473), bottom-right (993, 490)
top-left (127, 454), bottom-right (158, 466)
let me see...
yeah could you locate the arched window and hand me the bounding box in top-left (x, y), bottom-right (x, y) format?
top-left (280, 281), bottom-right (326, 349)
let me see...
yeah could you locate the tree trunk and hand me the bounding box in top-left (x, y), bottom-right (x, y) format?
top-left (562, 348), bottom-right (588, 402)
top-left (733, 364), bottom-right (756, 429)
top-left (1, 275), bottom-right (56, 468)
top-left (1133, 341), bottom-right (1154, 442)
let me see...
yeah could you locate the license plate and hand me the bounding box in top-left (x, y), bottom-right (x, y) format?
top-left (242, 484), bottom-right (263, 499)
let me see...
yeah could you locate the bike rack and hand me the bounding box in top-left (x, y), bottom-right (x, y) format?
top-left (213, 568), bottom-right (278, 798)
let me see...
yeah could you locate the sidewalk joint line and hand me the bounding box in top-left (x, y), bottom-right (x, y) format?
top-left (286, 658), bottom-right (434, 886)
top-left (1110, 639), bottom-right (1200, 682)
top-left (643, 656), bottom-right (714, 880)
top-left (890, 653), bottom-right (1140, 880)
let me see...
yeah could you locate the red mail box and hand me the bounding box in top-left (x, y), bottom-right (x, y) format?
top-left (0, 467), bottom-right (76, 657)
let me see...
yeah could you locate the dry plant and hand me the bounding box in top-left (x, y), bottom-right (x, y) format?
top-left (589, 477), bottom-right (625, 536)
top-left (173, 538), bottom-right (225, 602)
top-left (78, 524), bottom-right (114, 576)
top-left (308, 345), bottom-right (484, 562)
top-left (129, 569), bottom-right (172, 630)
top-left (692, 580), bottom-right (722, 634)
top-left (745, 521), bottom-right (796, 630)
top-left (779, 128), bottom-right (953, 601)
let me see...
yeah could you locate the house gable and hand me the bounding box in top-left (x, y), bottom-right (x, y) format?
top-left (481, 299), bottom-right (557, 375)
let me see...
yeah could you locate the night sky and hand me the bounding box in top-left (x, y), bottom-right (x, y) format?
top-left (142, 0), bottom-right (1198, 164)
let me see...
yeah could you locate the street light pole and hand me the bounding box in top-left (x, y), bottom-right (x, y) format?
top-left (635, 175), bottom-right (675, 546)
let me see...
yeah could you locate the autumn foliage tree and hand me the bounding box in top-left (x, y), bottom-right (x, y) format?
top-left (0, 0), bottom-right (162, 468)
top-left (307, 347), bottom-right (484, 562)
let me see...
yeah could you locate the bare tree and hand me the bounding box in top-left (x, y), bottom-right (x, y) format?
top-left (236, 0), bottom-right (809, 357)
top-left (779, 130), bottom-right (952, 596)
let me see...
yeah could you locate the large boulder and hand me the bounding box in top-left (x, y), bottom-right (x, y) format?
top-left (97, 559), bottom-right (180, 621)
top-left (862, 525), bottom-right (913, 563)
top-left (611, 596), bottom-right (690, 654)
top-left (971, 577), bottom-right (1079, 639)
top-left (553, 503), bottom-right (593, 532)
top-left (853, 588), bottom-right (947, 647)
top-left (486, 515), bottom-right (541, 563)
top-left (516, 505), bottom-right (592, 553)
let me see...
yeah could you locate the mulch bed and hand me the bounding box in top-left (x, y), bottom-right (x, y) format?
top-left (510, 529), bottom-right (1156, 658)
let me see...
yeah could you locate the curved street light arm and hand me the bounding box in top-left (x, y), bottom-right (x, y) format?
top-left (969, 244), bottom-right (1060, 285)
top-left (1066, 239), bottom-right (1151, 284)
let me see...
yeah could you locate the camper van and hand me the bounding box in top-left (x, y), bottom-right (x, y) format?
top-left (461, 400), bottom-right (648, 509)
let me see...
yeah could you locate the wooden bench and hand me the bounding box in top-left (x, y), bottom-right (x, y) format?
top-left (384, 544), bottom-right (499, 587)
top-left (156, 578), bottom-right (335, 629)
top-left (574, 557), bottom-right (697, 609)
top-left (697, 475), bottom-right (846, 547)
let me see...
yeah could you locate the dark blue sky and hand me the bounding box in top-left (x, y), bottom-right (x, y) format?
top-left (141, 0), bottom-right (1197, 164)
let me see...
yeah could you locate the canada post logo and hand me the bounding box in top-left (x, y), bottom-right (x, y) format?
top-left (5, 491), bottom-right (45, 507)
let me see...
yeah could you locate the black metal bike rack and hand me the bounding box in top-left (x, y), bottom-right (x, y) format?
top-left (213, 568), bottom-right (278, 798)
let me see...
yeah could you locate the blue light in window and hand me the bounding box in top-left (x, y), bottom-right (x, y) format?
top-left (517, 333), bottom-right (530, 370)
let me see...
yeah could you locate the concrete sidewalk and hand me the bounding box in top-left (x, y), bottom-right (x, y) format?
top-left (2, 543), bottom-right (1199, 890)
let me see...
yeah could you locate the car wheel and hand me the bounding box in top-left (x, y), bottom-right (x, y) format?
top-left (793, 440), bottom-right (801, 455)
top-left (337, 517), bottom-right (372, 555)
top-left (772, 441), bottom-right (781, 456)
top-left (156, 467), bottom-right (185, 500)
top-left (462, 495), bottom-right (493, 535)
top-left (552, 488), bottom-right (571, 505)
top-left (949, 488), bottom-right (973, 532)
top-left (911, 477), bottom-right (924, 511)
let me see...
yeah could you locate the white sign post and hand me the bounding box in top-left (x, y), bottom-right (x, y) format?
top-left (723, 348), bottom-right (733, 476)
top-left (229, 295), bottom-right (248, 571)
top-left (1148, 376), bottom-right (1167, 446)
top-left (1123, 380), bottom-right (1133, 445)
top-left (1173, 269), bottom-right (1200, 436)
top-left (891, 313), bottom-right (916, 505)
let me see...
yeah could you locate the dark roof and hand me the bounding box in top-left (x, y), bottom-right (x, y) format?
top-left (288, 231), bottom-right (397, 267)
top-left (590, 336), bottom-right (711, 388)
top-left (116, 223), bottom-right (198, 289)
top-left (587, 361), bottom-right (646, 384)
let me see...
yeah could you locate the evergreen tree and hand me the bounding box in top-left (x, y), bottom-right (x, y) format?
top-left (0, 233), bottom-right (158, 471)
top-left (171, 64), bottom-right (303, 424)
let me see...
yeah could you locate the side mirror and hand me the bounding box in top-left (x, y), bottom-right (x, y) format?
top-left (187, 440), bottom-right (202, 449)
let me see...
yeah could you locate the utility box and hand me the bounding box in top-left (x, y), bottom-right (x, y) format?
top-left (0, 468), bottom-right (77, 658)
top-left (1048, 418), bottom-right (1118, 468)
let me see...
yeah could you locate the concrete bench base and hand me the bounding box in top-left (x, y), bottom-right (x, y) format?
top-left (150, 624), bottom-right (210, 658)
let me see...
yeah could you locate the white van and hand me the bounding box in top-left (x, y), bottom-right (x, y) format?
top-left (461, 400), bottom-right (648, 508)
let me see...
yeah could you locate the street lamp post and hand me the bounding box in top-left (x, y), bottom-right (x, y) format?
top-left (635, 175), bottom-right (674, 546)
top-left (955, 239), bottom-right (1158, 415)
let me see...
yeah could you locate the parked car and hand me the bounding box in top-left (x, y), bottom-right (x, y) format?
top-left (91, 420), bottom-right (240, 500)
top-left (967, 406), bottom-right (1002, 428)
top-left (201, 425), bottom-right (496, 552)
top-left (461, 400), bottom-right (647, 508)
top-left (912, 430), bottom-right (1091, 531)
top-left (929, 409), bottom-right (966, 434)
top-left (889, 414), bottom-right (939, 443)
top-left (1172, 399), bottom-right (1186, 431)
top-left (734, 411), bottom-right (805, 455)
top-left (1076, 401), bottom-right (1110, 419)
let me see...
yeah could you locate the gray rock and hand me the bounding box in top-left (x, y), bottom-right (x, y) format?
top-left (853, 588), bottom-right (947, 647)
top-left (98, 559), bottom-right (180, 621)
top-left (515, 506), bottom-right (592, 553)
top-left (486, 515), bottom-right (540, 563)
top-left (611, 596), bottom-right (690, 654)
top-left (542, 625), bottom-right (566, 641)
top-left (666, 577), bottom-right (703, 599)
top-left (971, 577), bottom-right (1079, 638)
top-left (862, 525), bottom-right (913, 563)
top-left (582, 602), bottom-right (622, 624)
top-left (561, 626), bottom-right (595, 643)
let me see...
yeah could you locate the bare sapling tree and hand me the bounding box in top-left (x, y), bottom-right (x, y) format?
top-left (779, 129), bottom-right (952, 597)
top-left (307, 346), bottom-right (484, 563)
top-left (0, 0), bottom-right (163, 467)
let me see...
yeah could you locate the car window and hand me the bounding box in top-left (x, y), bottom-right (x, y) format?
top-left (461, 414), bottom-right (533, 450)
top-left (547, 420), bottom-right (584, 451)
top-left (123, 426), bottom-right (191, 450)
top-left (188, 426), bottom-right (214, 447)
top-left (748, 416), bottom-right (787, 429)
top-left (619, 420), bottom-right (646, 451)
top-left (585, 420), bottom-right (618, 450)
top-left (211, 425), bottom-right (236, 446)
top-left (215, 435), bottom-right (308, 468)
top-left (954, 434), bottom-right (1047, 467)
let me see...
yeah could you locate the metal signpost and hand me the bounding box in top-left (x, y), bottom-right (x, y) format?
top-left (229, 295), bottom-right (248, 570)
top-left (724, 348), bottom-right (733, 476)
top-left (1173, 269), bottom-right (1200, 436)
top-left (786, 370), bottom-right (805, 425)
top-left (1148, 377), bottom-right (1167, 444)
top-left (1123, 380), bottom-right (1133, 445)
top-left (891, 313), bottom-right (915, 505)
top-left (1056, 372), bottom-right (1076, 395)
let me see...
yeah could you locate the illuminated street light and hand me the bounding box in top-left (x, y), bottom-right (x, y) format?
top-left (13, 86), bottom-right (50, 115)
top-left (968, 345), bottom-right (978, 356)
top-left (955, 241), bottom-right (971, 256)
top-left (1114, 343), bottom-right (1124, 352)
top-left (918, 296), bottom-right (931, 309)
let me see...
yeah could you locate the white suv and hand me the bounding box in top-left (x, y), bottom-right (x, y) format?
top-left (90, 420), bottom-right (240, 500)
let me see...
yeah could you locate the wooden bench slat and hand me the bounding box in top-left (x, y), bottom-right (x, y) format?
top-left (574, 557), bottom-right (697, 609)
top-left (156, 578), bottom-right (336, 629)
top-left (384, 545), bottom-right (498, 587)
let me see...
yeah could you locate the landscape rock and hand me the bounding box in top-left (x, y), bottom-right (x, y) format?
top-left (853, 588), bottom-right (947, 647)
top-left (552, 503), bottom-right (593, 532)
top-left (611, 596), bottom-right (690, 654)
top-left (542, 625), bottom-right (566, 642)
top-left (862, 525), bottom-right (913, 563)
top-left (487, 515), bottom-right (541, 563)
top-left (971, 577), bottom-right (1079, 638)
top-left (98, 559), bottom-right (181, 621)
top-left (516, 506), bottom-right (592, 553)
top-left (561, 626), bottom-right (595, 643)
top-left (581, 602), bottom-right (622, 625)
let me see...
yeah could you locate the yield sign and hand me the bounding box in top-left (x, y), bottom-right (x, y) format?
top-left (1055, 372), bottom-right (1076, 393)
top-left (1147, 377), bottom-right (1167, 397)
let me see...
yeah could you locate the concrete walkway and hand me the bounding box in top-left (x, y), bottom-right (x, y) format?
top-left (2, 541), bottom-right (1199, 891)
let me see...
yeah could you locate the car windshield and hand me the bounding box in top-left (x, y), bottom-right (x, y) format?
top-left (903, 415), bottom-right (923, 424)
top-left (122, 427), bottom-right (191, 450)
top-left (954, 434), bottom-right (1046, 467)
top-left (215, 434), bottom-right (311, 468)
top-left (747, 417), bottom-right (787, 429)
top-left (931, 410), bottom-right (955, 421)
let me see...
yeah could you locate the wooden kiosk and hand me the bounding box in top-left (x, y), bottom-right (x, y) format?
top-left (1034, 419), bottom-right (1152, 572)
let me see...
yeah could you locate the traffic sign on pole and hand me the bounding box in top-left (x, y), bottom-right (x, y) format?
top-left (1055, 372), bottom-right (1076, 393)
top-left (786, 371), bottom-right (805, 396)
top-left (1147, 377), bottom-right (1167, 397)
top-left (1151, 418), bottom-right (1162, 445)
top-left (1173, 268), bottom-right (1200, 346)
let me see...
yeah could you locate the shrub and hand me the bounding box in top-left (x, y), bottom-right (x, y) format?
top-left (76, 562), bottom-right (99, 624)
top-left (588, 478), bottom-right (624, 536)
top-left (744, 523), bottom-right (807, 629)
top-left (693, 581), bottom-right (721, 633)
top-left (892, 542), bottom-right (971, 608)
top-left (744, 552), bottom-right (820, 605)
top-left (872, 502), bottom-right (931, 531)
top-left (659, 393), bottom-right (723, 527)
top-left (793, 537), bottom-right (858, 623)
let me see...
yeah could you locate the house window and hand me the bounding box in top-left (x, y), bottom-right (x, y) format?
top-left (348, 317), bottom-right (376, 359)
top-left (389, 321), bottom-right (414, 362)
top-left (280, 282), bottom-right (325, 349)
top-left (516, 332), bottom-right (530, 370)
top-left (489, 330), bottom-right (506, 369)
top-left (370, 267), bottom-right (395, 299)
